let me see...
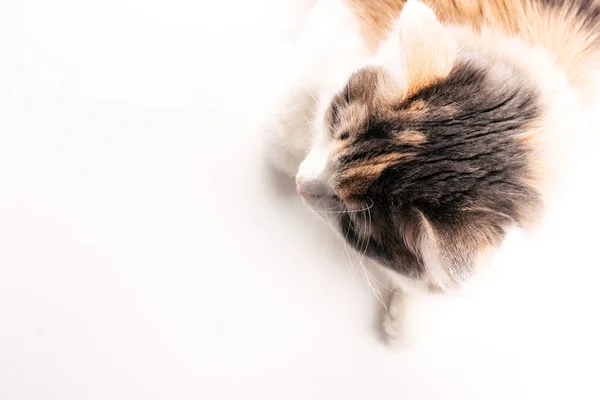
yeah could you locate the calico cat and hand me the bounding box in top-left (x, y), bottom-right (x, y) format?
top-left (263, 0), bottom-right (600, 345)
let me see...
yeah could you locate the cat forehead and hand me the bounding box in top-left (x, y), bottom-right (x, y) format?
top-left (328, 56), bottom-right (527, 132)
top-left (326, 58), bottom-right (541, 201)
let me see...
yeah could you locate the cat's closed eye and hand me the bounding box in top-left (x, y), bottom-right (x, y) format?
top-left (336, 131), bottom-right (350, 141)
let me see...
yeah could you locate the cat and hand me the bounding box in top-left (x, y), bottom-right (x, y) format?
top-left (262, 0), bottom-right (600, 346)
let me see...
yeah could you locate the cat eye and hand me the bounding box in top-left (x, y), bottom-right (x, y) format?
top-left (337, 131), bottom-right (350, 141)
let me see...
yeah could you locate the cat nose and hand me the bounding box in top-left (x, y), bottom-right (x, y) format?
top-left (295, 176), bottom-right (333, 201)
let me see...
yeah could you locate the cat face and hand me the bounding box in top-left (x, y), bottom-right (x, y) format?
top-left (296, 2), bottom-right (543, 289)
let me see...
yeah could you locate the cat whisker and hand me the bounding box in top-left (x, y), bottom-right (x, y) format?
top-left (334, 199), bottom-right (387, 311)
top-left (353, 200), bottom-right (387, 310)
top-left (311, 199), bottom-right (374, 214)
top-left (338, 213), bottom-right (361, 281)
top-left (308, 196), bottom-right (386, 309)
top-left (302, 87), bottom-right (319, 105)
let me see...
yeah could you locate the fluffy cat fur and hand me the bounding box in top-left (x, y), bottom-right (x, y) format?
top-left (262, 0), bottom-right (600, 346)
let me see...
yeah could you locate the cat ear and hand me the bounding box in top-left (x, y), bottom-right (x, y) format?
top-left (378, 1), bottom-right (458, 97)
top-left (410, 208), bottom-right (507, 290)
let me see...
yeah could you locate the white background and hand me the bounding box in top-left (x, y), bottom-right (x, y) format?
top-left (1, 1), bottom-right (599, 399)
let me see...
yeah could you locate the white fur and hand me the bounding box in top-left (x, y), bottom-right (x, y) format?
top-left (262, 0), bottom-right (598, 347)
top-left (262, 0), bottom-right (371, 178)
top-left (418, 218), bottom-right (450, 290)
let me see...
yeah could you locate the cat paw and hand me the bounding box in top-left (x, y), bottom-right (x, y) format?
top-left (263, 141), bottom-right (304, 177)
top-left (382, 312), bottom-right (416, 349)
top-left (382, 288), bottom-right (425, 349)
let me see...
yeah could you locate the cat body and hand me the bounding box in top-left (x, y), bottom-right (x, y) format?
top-left (263, 0), bottom-right (600, 345)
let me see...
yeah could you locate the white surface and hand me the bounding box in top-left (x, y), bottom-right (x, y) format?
top-left (1, 1), bottom-right (599, 399)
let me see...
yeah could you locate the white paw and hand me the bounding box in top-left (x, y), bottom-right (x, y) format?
top-left (260, 97), bottom-right (314, 177)
top-left (382, 311), bottom-right (405, 347)
top-left (382, 311), bottom-right (418, 349)
top-left (263, 139), bottom-right (305, 177)
top-left (261, 110), bottom-right (311, 177)
top-left (382, 288), bottom-right (431, 349)
top-left (382, 289), bottom-right (413, 348)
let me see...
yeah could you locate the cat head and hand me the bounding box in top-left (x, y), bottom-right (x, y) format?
top-left (296, 1), bottom-right (543, 290)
